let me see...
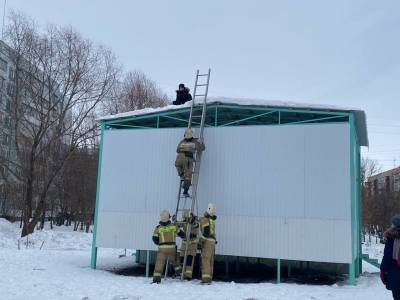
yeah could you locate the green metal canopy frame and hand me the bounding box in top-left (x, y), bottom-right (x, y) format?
top-left (91, 103), bottom-right (362, 285)
top-left (101, 103), bottom-right (350, 130)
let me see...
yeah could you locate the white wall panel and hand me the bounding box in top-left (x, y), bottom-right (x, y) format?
top-left (96, 123), bottom-right (351, 263)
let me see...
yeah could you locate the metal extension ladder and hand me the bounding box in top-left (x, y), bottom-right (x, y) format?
top-left (174, 69), bottom-right (211, 280)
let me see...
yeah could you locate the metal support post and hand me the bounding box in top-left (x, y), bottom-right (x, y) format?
top-left (146, 250), bottom-right (150, 278)
top-left (277, 259), bottom-right (281, 284)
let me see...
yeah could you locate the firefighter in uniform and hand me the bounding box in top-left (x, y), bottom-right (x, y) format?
top-left (199, 203), bottom-right (217, 284)
top-left (175, 128), bottom-right (205, 196)
top-left (152, 210), bottom-right (185, 283)
top-left (176, 209), bottom-right (199, 280)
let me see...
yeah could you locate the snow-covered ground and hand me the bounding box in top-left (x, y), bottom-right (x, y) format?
top-left (363, 234), bottom-right (385, 263)
top-left (0, 219), bottom-right (392, 300)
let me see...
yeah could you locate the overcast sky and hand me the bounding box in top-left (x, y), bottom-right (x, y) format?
top-left (3, 0), bottom-right (400, 171)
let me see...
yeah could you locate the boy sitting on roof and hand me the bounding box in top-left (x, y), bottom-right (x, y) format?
top-left (173, 83), bottom-right (192, 105)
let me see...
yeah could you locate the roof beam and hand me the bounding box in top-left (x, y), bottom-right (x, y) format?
top-left (218, 104), bottom-right (350, 117)
top-left (107, 123), bottom-right (155, 129)
top-left (220, 110), bottom-right (278, 127)
top-left (281, 115), bottom-right (347, 125)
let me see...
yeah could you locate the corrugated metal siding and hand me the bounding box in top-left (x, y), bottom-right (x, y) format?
top-left (96, 123), bottom-right (351, 263)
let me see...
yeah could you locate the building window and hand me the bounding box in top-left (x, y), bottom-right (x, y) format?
top-left (5, 99), bottom-right (11, 111)
top-left (8, 67), bottom-right (14, 80)
top-left (373, 179), bottom-right (378, 195)
top-left (394, 174), bottom-right (400, 193)
top-left (6, 83), bottom-right (15, 97)
top-left (3, 116), bottom-right (10, 128)
top-left (0, 76), bottom-right (5, 89)
top-left (385, 176), bottom-right (391, 192)
top-left (2, 134), bottom-right (10, 145)
top-left (0, 58), bottom-right (7, 72)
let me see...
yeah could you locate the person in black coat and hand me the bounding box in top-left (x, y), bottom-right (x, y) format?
top-left (381, 214), bottom-right (400, 300)
top-left (173, 83), bottom-right (192, 105)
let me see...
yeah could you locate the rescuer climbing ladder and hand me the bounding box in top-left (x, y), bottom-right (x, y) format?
top-left (174, 69), bottom-right (211, 280)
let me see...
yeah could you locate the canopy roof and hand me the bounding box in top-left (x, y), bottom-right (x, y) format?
top-left (99, 97), bottom-right (368, 146)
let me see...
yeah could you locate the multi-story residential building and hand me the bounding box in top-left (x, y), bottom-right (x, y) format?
top-left (0, 39), bottom-right (68, 217)
top-left (367, 166), bottom-right (400, 196)
top-left (0, 40), bottom-right (18, 216)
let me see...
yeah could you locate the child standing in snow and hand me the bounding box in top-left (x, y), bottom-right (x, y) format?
top-left (381, 214), bottom-right (400, 300)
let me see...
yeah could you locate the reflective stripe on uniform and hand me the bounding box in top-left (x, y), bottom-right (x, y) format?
top-left (158, 225), bottom-right (177, 233)
top-left (153, 272), bottom-right (162, 277)
top-left (200, 236), bottom-right (215, 242)
top-left (158, 225), bottom-right (177, 244)
top-left (184, 270), bottom-right (193, 275)
top-left (159, 244), bottom-right (176, 249)
top-left (202, 273), bottom-right (211, 278)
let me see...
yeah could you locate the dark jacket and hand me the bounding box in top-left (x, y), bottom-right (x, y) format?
top-left (173, 88), bottom-right (192, 105)
top-left (381, 226), bottom-right (400, 291)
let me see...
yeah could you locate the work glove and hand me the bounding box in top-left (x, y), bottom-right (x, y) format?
top-left (188, 213), bottom-right (195, 224)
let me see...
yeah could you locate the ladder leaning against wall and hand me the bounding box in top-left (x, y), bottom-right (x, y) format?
top-left (174, 68), bottom-right (211, 280)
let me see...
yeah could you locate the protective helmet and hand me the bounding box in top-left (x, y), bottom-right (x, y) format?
top-left (184, 128), bottom-right (194, 139)
top-left (183, 209), bottom-right (190, 220)
top-left (207, 203), bottom-right (216, 216)
top-left (160, 210), bottom-right (170, 222)
top-left (178, 83), bottom-right (185, 89)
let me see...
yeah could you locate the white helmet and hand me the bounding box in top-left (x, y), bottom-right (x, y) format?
top-left (160, 210), bottom-right (170, 222)
top-left (207, 203), bottom-right (216, 216)
top-left (184, 128), bottom-right (194, 139)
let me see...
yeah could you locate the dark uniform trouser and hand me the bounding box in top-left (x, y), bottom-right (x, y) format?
top-left (201, 239), bottom-right (215, 283)
top-left (393, 290), bottom-right (400, 300)
top-left (179, 240), bottom-right (197, 279)
top-left (153, 246), bottom-right (181, 281)
top-left (175, 153), bottom-right (193, 190)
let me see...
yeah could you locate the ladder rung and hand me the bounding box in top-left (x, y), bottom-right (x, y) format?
top-left (195, 94), bottom-right (206, 97)
top-left (198, 74), bottom-right (208, 77)
top-left (196, 84), bottom-right (208, 87)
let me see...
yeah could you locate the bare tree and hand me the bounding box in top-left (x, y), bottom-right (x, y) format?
top-left (102, 70), bottom-right (169, 115)
top-left (360, 157), bottom-right (380, 186)
top-left (361, 157), bottom-right (380, 240)
top-left (1, 11), bottom-right (119, 237)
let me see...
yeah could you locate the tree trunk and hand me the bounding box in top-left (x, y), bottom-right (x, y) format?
top-left (85, 222), bottom-right (90, 233)
top-left (40, 208), bottom-right (45, 230)
top-left (19, 210), bottom-right (23, 228)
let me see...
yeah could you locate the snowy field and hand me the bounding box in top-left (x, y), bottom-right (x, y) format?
top-left (0, 218), bottom-right (392, 300)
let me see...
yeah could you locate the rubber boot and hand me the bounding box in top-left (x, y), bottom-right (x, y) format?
top-left (152, 277), bottom-right (161, 284)
top-left (183, 187), bottom-right (190, 197)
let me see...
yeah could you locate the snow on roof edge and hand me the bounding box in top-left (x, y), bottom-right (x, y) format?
top-left (97, 97), bottom-right (368, 146)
